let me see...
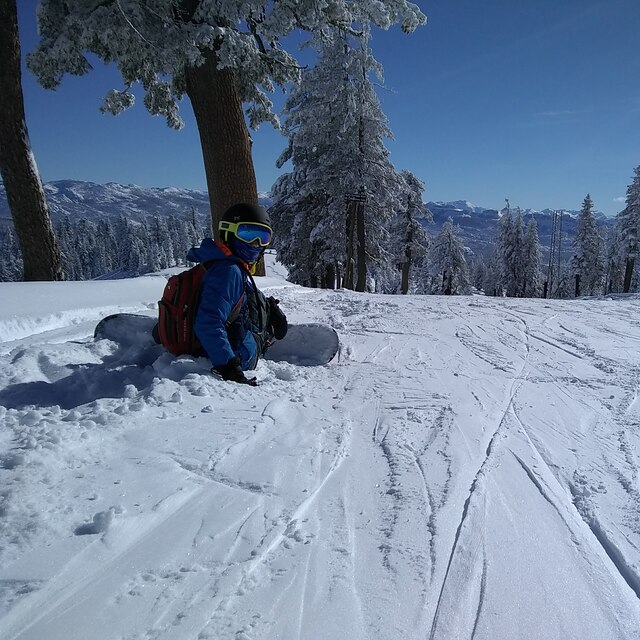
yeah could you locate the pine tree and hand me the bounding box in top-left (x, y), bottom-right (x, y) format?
top-left (166, 216), bottom-right (185, 267)
top-left (75, 218), bottom-right (96, 279)
top-left (618, 165), bottom-right (640, 293)
top-left (552, 265), bottom-right (572, 299)
top-left (604, 224), bottom-right (625, 294)
top-left (571, 194), bottom-right (604, 297)
top-left (495, 203), bottom-right (531, 297)
top-left (146, 218), bottom-right (170, 272)
top-left (56, 216), bottom-right (76, 280)
top-left (496, 203), bottom-right (515, 295)
top-left (394, 171), bottom-right (431, 294)
top-left (429, 217), bottom-right (470, 295)
top-left (271, 26), bottom-right (409, 291)
top-left (481, 251), bottom-right (502, 296)
top-left (471, 259), bottom-right (486, 291)
top-left (0, 225), bottom-right (22, 281)
top-left (521, 218), bottom-right (541, 297)
top-left (95, 219), bottom-right (117, 276)
top-left (502, 207), bottom-right (525, 296)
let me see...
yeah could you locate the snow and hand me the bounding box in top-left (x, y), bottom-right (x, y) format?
top-left (1, 254), bottom-right (640, 640)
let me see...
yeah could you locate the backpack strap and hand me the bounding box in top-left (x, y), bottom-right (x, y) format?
top-left (225, 291), bottom-right (245, 328)
top-left (196, 253), bottom-right (248, 331)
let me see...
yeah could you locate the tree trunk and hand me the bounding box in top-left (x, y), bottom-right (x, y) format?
top-left (401, 224), bottom-right (413, 295)
top-left (184, 52), bottom-right (257, 232)
top-left (355, 200), bottom-right (366, 292)
top-left (0, 0), bottom-right (63, 281)
top-left (344, 200), bottom-right (356, 290)
top-left (183, 48), bottom-right (265, 274)
top-left (324, 262), bottom-right (335, 290)
top-left (574, 273), bottom-right (581, 298)
top-left (623, 256), bottom-right (635, 293)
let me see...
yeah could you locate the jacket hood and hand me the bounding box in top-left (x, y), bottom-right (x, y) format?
top-left (186, 238), bottom-right (232, 264)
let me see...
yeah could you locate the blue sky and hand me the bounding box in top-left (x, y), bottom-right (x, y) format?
top-left (16, 0), bottom-right (640, 216)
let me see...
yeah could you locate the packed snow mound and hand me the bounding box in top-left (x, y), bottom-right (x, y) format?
top-left (1, 263), bottom-right (640, 640)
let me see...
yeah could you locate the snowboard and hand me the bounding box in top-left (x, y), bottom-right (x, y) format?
top-left (263, 323), bottom-right (340, 366)
top-left (94, 313), bottom-right (339, 366)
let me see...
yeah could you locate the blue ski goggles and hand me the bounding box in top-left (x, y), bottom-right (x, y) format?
top-left (219, 221), bottom-right (272, 247)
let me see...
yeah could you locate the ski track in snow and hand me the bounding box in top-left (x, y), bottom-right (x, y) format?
top-left (1, 270), bottom-right (640, 640)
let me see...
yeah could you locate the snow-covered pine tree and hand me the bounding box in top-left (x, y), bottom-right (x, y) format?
top-left (571, 194), bottom-right (604, 297)
top-left (521, 217), bottom-right (541, 297)
top-left (167, 217), bottom-right (185, 267)
top-left (496, 203), bottom-right (514, 295)
top-left (270, 25), bottom-right (409, 291)
top-left (481, 251), bottom-right (502, 296)
top-left (75, 218), bottom-right (97, 279)
top-left (552, 264), bottom-right (572, 299)
top-left (509, 207), bottom-right (525, 296)
top-left (55, 216), bottom-right (77, 280)
top-left (470, 259), bottom-right (486, 291)
top-left (113, 216), bottom-right (146, 274)
top-left (429, 217), bottom-right (470, 295)
top-left (618, 165), bottom-right (640, 293)
top-left (604, 223), bottom-right (625, 294)
top-left (0, 225), bottom-right (22, 281)
top-left (392, 171), bottom-right (431, 294)
top-left (175, 210), bottom-right (202, 267)
top-left (270, 178), bottom-right (326, 287)
top-left (145, 218), bottom-right (171, 272)
top-left (28, 0), bottom-right (425, 232)
top-left (496, 203), bottom-right (529, 297)
top-left (95, 219), bottom-right (117, 275)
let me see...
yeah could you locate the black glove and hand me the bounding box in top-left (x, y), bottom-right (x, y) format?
top-left (267, 297), bottom-right (288, 340)
top-left (212, 356), bottom-right (258, 386)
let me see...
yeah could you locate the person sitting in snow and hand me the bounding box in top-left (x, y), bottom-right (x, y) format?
top-left (156, 203), bottom-right (287, 386)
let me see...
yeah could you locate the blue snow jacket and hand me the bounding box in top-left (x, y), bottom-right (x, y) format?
top-left (187, 238), bottom-right (268, 370)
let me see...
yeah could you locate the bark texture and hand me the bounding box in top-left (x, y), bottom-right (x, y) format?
top-left (183, 48), bottom-right (264, 273)
top-left (0, 0), bottom-right (63, 281)
top-left (184, 50), bottom-right (258, 234)
top-left (623, 257), bottom-right (635, 294)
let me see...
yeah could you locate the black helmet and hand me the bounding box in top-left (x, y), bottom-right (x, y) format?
top-left (219, 203), bottom-right (271, 245)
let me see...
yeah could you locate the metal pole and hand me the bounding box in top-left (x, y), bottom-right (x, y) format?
top-left (556, 210), bottom-right (563, 288)
top-left (547, 210), bottom-right (557, 298)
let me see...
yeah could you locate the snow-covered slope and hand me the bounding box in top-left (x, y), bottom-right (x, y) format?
top-left (1, 258), bottom-right (639, 639)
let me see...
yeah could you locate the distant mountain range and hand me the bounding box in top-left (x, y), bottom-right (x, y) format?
top-left (0, 180), bottom-right (615, 258)
top-left (427, 201), bottom-right (614, 259)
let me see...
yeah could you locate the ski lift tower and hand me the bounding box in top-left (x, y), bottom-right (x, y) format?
top-left (344, 189), bottom-right (367, 291)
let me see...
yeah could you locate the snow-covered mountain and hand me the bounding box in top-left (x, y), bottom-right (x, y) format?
top-left (0, 181), bottom-right (273, 227)
top-left (426, 200), bottom-right (614, 257)
top-left (0, 180), bottom-right (613, 257)
top-left (0, 180), bottom-right (211, 225)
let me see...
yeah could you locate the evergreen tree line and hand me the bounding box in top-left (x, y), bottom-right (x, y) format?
top-left (0, 214), bottom-right (205, 282)
top-left (471, 174), bottom-right (640, 299)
